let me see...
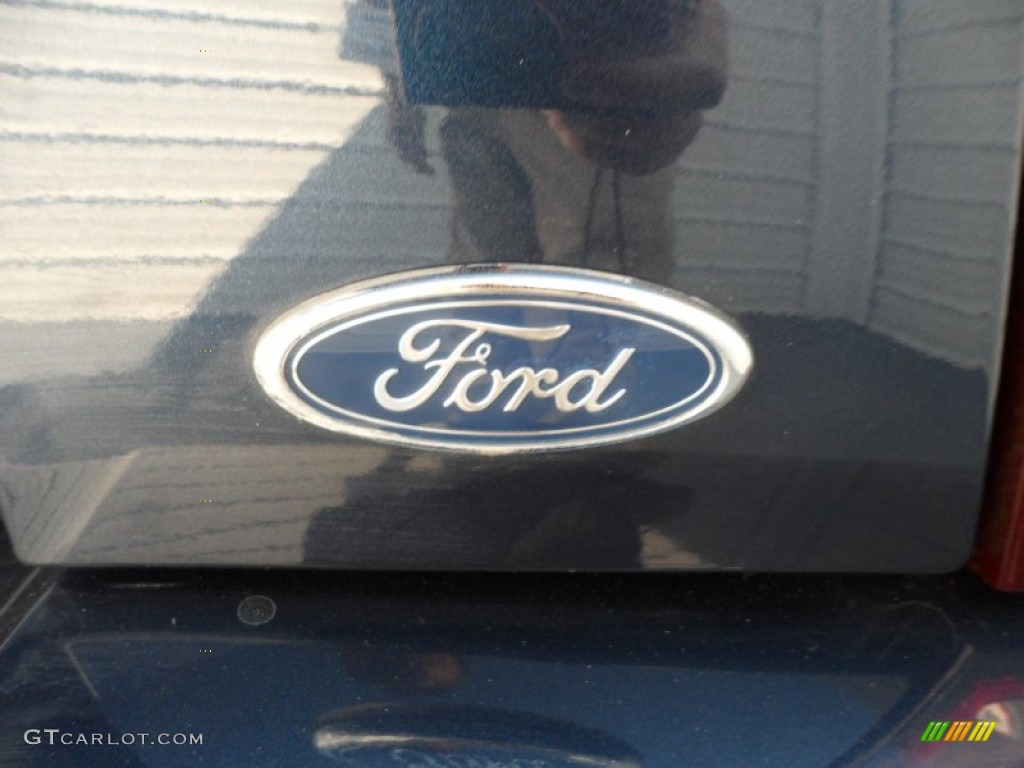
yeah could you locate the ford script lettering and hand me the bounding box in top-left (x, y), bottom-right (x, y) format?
top-left (373, 320), bottom-right (633, 415)
top-left (253, 265), bottom-right (753, 454)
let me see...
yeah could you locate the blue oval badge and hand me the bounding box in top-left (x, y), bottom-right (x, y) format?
top-left (253, 265), bottom-right (752, 454)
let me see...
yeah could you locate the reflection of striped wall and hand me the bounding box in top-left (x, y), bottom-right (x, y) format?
top-left (675, 0), bottom-right (821, 315)
top-left (683, 0), bottom-right (1023, 371)
top-left (0, 0), bottom-right (381, 325)
top-left (869, 0), bottom-right (1023, 369)
top-left (2, 0), bottom-right (1021, 371)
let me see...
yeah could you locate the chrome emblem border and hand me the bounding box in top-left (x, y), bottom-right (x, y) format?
top-left (253, 264), bottom-right (753, 454)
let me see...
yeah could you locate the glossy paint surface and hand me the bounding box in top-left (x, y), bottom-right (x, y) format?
top-left (2, 562), bottom-right (1024, 766)
top-left (0, 0), bottom-right (1022, 569)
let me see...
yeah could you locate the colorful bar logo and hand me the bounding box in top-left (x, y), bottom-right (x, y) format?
top-left (920, 721), bottom-right (997, 742)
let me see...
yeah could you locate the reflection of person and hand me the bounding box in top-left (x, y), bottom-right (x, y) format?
top-left (341, 0), bottom-right (727, 281)
top-left (317, 1), bottom-right (721, 570)
top-left (543, 0), bottom-right (727, 175)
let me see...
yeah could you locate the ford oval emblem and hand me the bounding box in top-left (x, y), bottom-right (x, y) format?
top-left (253, 265), bottom-right (753, 454)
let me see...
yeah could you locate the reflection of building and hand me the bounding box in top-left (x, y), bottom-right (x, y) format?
top-left (0, 0), bottom-right (1021, 569)
top-left (2, 0), bottom-right (1019, 377)
top-left (0, 0), bottom-right (381, 380)
top-left (677, 0), bottom-right (1022, 371)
